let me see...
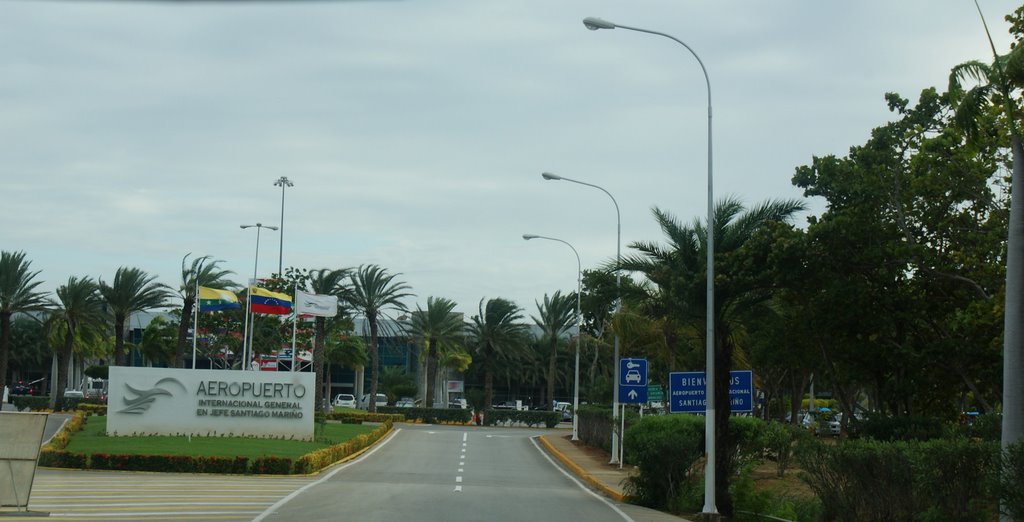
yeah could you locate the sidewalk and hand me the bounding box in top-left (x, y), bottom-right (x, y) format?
top-left (538, 433), bottom-right (632, 501)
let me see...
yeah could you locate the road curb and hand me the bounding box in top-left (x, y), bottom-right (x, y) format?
top-left (537, 435), bottom-right (625, 502)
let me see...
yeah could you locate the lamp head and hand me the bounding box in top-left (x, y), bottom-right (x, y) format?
top-left (274, 176), bottom-right (294, 187)
top-left (583, 17), bottom-right (616, 30)
top-left (266, 225), bottom-right (279, 231)
top-left (541, 172), bottom-right (562, 181)
top-left (523, 234), bottom-right (538, 240)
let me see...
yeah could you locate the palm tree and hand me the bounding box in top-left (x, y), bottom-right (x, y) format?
top-left (531, 291), bottom-right (576, 410)
top-left (175, 254), bottom-right (235, 368)
top-left (623, 197), bottom-right (805, 515)
top-left (99, 267), bottom-right (173, 367)
top-left (49, 276), bottom-right (106, 410)
top-left (407, 297), bottom-right (463, 408)
top-left (949, 33), bottom-right (1024, 451)
top-left (466, 297), bottom-right (530, 409)
top-left (345, 265), bottom-right (412, 413)
top-left (307, 268), bottom-right (350, 410)
top-left (0, 250), bottom-right (49, 396)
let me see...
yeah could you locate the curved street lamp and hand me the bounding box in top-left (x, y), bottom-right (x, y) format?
top-left (240, 223), bottom-right (278, 370)
top-left (523, 233), bottom-right (583, 441)
top-left (541, 171), bottom-right (623, 463)
top-left (582, 16), bottom-right (718, 515)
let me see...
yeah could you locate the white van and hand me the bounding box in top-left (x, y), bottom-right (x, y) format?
top-left (360, 393), bottom-right (387, 409)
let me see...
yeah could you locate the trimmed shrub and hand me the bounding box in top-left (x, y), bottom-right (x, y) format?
top-left (326, 411), bottom-right (403, 424)
top-left (12, 396), bottom-right (49, 411)
top-left (1001, 439), bottom-right (1024, 520)
top-left (797, 439), bottom-right (916, 521)
top-left (294, 420), bottom-right (394, 474)
top-left (797, 438), bottom-right (999, 522)
top-left (250, 456), bottom-right (295, 475)
top-left (622, 414), bottom-right (706, 511)
top-left (910, 438), bottom-right (999, 522)
top-left (377, 406), bottom-right (471, 424)
top-left (853, 414), bottom-right (945, 441)
top-left (481, 409), bottom-right (560, 428)
top-left (76, 403), bottom-right (107, 416)
top-left (38, 450), bottom-right (87, 468)
top-left (761, 420), bottom-right (810, 478)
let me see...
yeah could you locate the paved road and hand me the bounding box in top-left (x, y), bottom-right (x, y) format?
top-left (1, 423), bottom-right (682, 522)
top-left (256, 424), bottom-right (663, 522)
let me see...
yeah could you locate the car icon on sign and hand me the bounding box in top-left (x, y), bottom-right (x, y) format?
top-left (625, 369), bottom-right (642, 383)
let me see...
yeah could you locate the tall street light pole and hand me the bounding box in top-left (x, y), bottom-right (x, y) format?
top-left (273, 177), bottom-right (294, 278)
top-left (541, 171), bottom-right (623, 462)
top-left (582, 16), bottom-right (717, 516)
top-left (523, 234), bottom-right (583, 441)
top-left (240, 223), bottom-right (278, 370)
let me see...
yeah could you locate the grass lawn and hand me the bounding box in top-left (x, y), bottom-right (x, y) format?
top-left (65, 417), bottom-right (378, 460)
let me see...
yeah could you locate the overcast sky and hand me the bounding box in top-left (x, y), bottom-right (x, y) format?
top-left (3, 0), bottom-right (1021, 319)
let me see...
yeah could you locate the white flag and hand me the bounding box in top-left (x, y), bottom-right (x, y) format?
top-left (295, 290), bottom-right (338, 317)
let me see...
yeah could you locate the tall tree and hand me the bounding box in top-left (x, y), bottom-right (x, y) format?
top-left (99, 267), bottom-right (173, 366)
top-left (140, 315), bottom-right (178, 366)
top-left (531, 291), bottom-right (577, 410)
top-left (0, 250), bottom-right (49, 395)
top-left (623, 198), bottom-right (805, 517)
top-left (467, 297), bottom-right (530, 409)
top-left (175, 255), bottom-right (234, 368)
top-left (307, 268), bottom-right (350, 411)
top-left (49, 276), bottom-right (106, 410)
top-left (948, 7), bottom-right (1024, 450)
top-left (345, 265), bottom-right (412, 413)
top-left (407, 296), bottom-right (463, 408)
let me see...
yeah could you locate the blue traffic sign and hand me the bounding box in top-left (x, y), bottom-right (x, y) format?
top-left (668, 370), bottom-right (754, 414)
top-left (618, 358), bottom-right (648, 404)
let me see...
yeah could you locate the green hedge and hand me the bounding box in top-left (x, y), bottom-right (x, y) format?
top-left (38, 451), bottom-right (87, 468)
top-left (377, 406), bottom-right (472, 424)
top-left (326, 411), bottom-right (403, 424)
top-left (622, 414), bottom-right (705, 511)
top-left (1002, 439), bottom-right (1024, 520)
top-left (38, 416), bottom-right (395, 475)
top-left (481, 409), bottom-right (560, 428)
top-left (797, 437), bottom-right (999, 522)
top-left (12, 395), bottom-right (104, 412)
top-left (852, 414), bottom-right (946, 442)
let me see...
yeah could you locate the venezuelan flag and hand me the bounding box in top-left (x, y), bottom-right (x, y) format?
top-left (249, 286), bottom-right (293, 315)
top-left (198, 287), bottom-right (240, 312)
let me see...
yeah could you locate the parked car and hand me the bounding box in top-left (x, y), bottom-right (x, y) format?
top-left (10, 380), bottom-right (39, 396)
top-left (553, 401), bottom-right (572, 422)
top-left (332, 393), bottom-right (356, 408)
top-left (449, 398), bottom-right (467, 409)
top-left (492, 401), bottom-right (517, 410)
top-left (360, 393), bottom-right (388, 409)
top-left (395, 397), bottom-right (415, 408)
top-left (818, 413), bottom-right (842, 437)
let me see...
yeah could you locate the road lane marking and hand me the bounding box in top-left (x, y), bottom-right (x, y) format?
top-left (454, 486), bottom-right (462, 492)
top-left (529, 436), bottom-right (633, 522)
top-left (250, 428), bottom-right (402, 522)
top-left (462, 432), bottom-right (467, 442)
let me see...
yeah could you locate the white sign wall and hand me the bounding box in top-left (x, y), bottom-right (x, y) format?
top-left (108, 367), bottom-right (315, 440)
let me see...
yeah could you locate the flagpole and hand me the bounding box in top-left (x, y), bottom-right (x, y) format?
top-left (242, 284), bottom-right (252, 371)
top-left (192, 280), bottom-right (199, 369)
top-left (292, 284), bottom-right (299, 372)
